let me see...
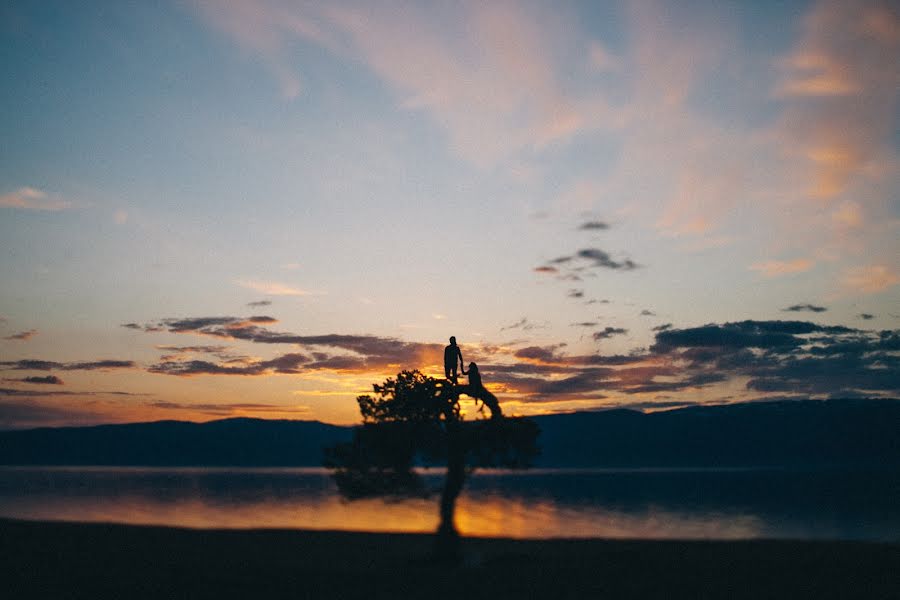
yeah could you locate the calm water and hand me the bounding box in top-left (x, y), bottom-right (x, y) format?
top-left (1, 467), bottom-right (897, 541)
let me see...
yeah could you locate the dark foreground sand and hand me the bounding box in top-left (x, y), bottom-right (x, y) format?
top-left (2, 518), bottom-right (898, 599)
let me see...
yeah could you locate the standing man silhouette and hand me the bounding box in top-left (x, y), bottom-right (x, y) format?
top-left (444, 336), bottom-right (464, 384)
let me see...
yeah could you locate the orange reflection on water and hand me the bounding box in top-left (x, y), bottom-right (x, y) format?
top-left (454, 496), bottom-right (763, 539)
top-left (0, 467), bottom-right (766, 539)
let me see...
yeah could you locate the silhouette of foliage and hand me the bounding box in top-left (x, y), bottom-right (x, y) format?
top-left (357, 370), bottom-right (456, 424)
top-left (324, 369), bottom-right (539, 560)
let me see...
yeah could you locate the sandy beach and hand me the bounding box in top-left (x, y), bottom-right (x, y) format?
top-left (2, 518), bottom-right (898, 599)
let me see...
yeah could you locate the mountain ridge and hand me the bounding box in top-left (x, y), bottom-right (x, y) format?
top-left (1, 398), bottom-right (898, 468)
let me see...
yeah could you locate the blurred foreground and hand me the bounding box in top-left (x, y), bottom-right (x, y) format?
top-left (2, 518), bottom-right (898, 599)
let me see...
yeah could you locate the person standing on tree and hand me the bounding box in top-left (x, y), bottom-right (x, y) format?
top-left (444, 336), bottom-right (464, 384)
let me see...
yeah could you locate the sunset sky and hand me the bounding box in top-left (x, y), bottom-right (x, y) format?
top-left (1, 0), bottom-right (898, 429)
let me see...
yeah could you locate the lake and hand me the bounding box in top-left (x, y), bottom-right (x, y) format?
top-left (1, 466), bottom-right (897, 540)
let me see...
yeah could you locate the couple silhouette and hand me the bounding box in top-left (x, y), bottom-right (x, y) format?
top-left (443, 336), bottom-right (502, 419)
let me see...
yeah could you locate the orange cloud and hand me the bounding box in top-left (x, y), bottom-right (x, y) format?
top-left (842, 264), bottom-right (900, 294)
top-left (775, 0), bottom-right (900, 201)
top-left (589, 41), bottom-right (620, 72)
top-left (749, 259), bottom-right (814, 278)
top-left (831, 201), bottom-right (864, 230)
top-left (777, 52), bottom-right (860, 97)
top-left (235, 280), bottom-right (313, 296)
top-left (0, 187), bottom-right (71, 211)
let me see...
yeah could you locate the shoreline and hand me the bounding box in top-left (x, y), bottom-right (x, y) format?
top-left (3, 518), bottom-right (898, 599)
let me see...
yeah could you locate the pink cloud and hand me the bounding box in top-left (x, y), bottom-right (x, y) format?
top-left (193, 0), bottom-right (617, 167)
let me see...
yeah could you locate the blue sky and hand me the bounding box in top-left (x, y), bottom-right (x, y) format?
top-left (1, 0), bottom-right (898, 428)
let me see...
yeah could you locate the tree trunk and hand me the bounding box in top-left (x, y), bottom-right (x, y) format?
top-left (435, 423), bottom-right (465, 561)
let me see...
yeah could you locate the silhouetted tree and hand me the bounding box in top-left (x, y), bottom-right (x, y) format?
top-left (324, 370), bottom-right (539, 560)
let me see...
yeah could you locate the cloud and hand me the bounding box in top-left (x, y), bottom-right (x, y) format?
top-left (148, 338), bottom-right (434, 377)
top-left (4, 329), bottom-right (37, 341)
top-left (0, 401), bottom-right (97, 429)
top-left (193, 0), bottom-right (619, 168)
top-left (745, 352), bottom-right (900, 396)
top-left (783, 303), bottom-right (828, 313)
top-left (776, 1), bottom-right (897, 98)
top-left (842, 265), bottom-right (900, 294)
top-left (148, 401), bottom-right (310, 415)
top-left (0, 360), bottom-right (62, 371)
top-left (189, 0), bottom-right (312, 99)
top-left (0, 387), bottom-right (144, 397)
top-left (537, 247), bottom-right (640, 279)
top-left (63, 360), bottom-right (136, 371)
top-left (0, 388), bottom-right (73, 398)
top-left (155, 345), bottom-right (231, 355)
top-left (640, 310), bottom-right (656, 316)
top-left (513, 345), bottom-right (567, 364)
top-left (235, 280), bottom-right (312, 296)
top-left (483, 358), bottom-right (721, 401)
top-left (143, 316), bottom-right (277, 335)
top-left (774, 0), bottom-right (900, 201)
top-left (249, 316), bottom-right (277, 323)
top-left (578, 220), bottom-right (610, 231)
top-left (501, 318), bottom-right (528, 331)
top-left (777, 48), bottom-right (859, 98)
top-left (645, 319), bottom-right (899, 399)
top-left (502, 320), bottom-right (893, 402)
top-left (247, 300), bottom-right (273, 307)
top-left (139, 314), bottom-right (449, 377)
top-left (533, 266), bottom-right (558, 274)
top-left (749, 259), bottom-right (814, 277)
top-left (588, 41), bottom-right (620, 72)
top-left (575, 248), bottom-right (640, 270)
top-left (130, 307), bottom-right (900, 405)
top-left (500, 317), bottom-right (547, 332)
top-left (325, 1), bottom-right (606, 166)
top-left (0, 359), bottom-right (135, 371)
top-left (652, 320), bottom-right (851, 352)
top-left (149, 360), bottom-right (271, 377)
top-left (593, 327), bottom-right (628, 341)
top-left (10, 375), bottom-right (64, 385)
top-left (154, 345), bottom-right (237, 361)
top-left (623, 372), bottom-right (729, 395)
top-left (0, 187), bottom-right (71, 211)
top-left (122, 322), bottom-right (165, 332)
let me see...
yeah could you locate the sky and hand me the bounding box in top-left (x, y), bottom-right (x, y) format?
top-left (1, 0), bottom-right (898, 429)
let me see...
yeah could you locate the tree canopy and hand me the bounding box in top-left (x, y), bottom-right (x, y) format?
top-left (324, 370), bottom-right (539, 558)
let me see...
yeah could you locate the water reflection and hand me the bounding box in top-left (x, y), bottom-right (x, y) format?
top-left (0, 467), bottom-right (897, 540)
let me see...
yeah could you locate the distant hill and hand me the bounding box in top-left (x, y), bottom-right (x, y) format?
top-left (0, 418), bottom-right (348, 467)
top-left (1, 399), bottom-right (898, 468)
top-left (533, 398), bottom-right (900, 468)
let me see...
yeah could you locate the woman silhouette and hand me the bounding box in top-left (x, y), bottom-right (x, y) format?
top-left (463, 362), bottom-right (502, 419)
